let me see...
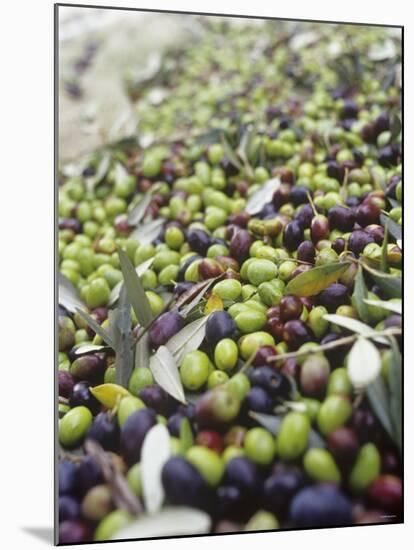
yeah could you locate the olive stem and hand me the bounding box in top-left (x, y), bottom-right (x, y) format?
top-left (266, 327), bottom-right (401, 363)
top-left (306, 191), bottom-right (318, 217)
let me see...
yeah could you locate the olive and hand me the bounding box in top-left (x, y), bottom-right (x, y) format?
top-left (316, 283), bottom-right (349, 312)
top-left (356, 202), bottom-right (381, 227)
top-left (230, 229), bottom-right (253, 262)
top-left (187, 229), bottom-right (211, 255)
top-left (148, 311), bottom-right (184, 348)
top-left (348, 230), bottom-right (375, 256)
top-left (294, 204), bottom-right (314, 229)
top-left (195, 429), bottom-right (224, 454)
top-left (59, 406), bottom-right (93, 448)
top-left (58, 371), bottom-right (75, 399)
top-left (59, 460), bottom-right (78, 496)
top-left (205, 311), bottom-right (237, 346)
top-left (59, 520), bottom-right (92, 544)
top-left (328, 206), bottom-right (356, 231)
top-left (311, 214), bottom-right (330, 243)
top-left (280, 295), bottom-right (303, 322)
top-left (367, 475), bottom-right (402, 514)
top-left (195, 386), bottom-right (240, 428)
top-left (138, 384), bottom-right (173, 416)
top-left (59, 495), bottom-right (80, 523)
top-left (283, 221), bottom-right (304, 251)
top-left (86, 411), bottom-right (119, 452)
top-left (162, 456), bottom-right (214, 511)
top-left (69, 381), bottom-right (101, 415)
top-left (263, 466), bottom-right (305, 518)
top-left (120, 408), bottom-right (157, 465)
top-left (297, 240), bottom-right (315, 263)
top-left (244, 386), bottom-right (272, 413)
top-left (299, 354), bottom-right (330, 398)
top-left (81, 484), bottom-right (113, 522)
top-left (327, 427), bottom-right (359, 467)
top-left (76, 456), bottom-right (103, 495)
top-left (283, 320), bottom-right (314, 350)
top-left (248, 367), bottom-right (291, 399)
top-left (289, 484), bottom-right (352, 527)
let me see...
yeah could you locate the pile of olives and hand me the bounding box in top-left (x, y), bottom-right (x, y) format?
top-left (58, 18), bottom-right (402, 544)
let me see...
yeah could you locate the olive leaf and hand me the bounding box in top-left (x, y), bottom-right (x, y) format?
top-left (178, 277), bottom-right (220, 317)
top-left (347, 337), bottom-right (381, 389)
top-left (90, 383), bottom-right (130, 409)
top-left (388, 337), bottom-right (402, 453)
top-left (165, 315), bottom-right (210, 364)
top-left (58, 273), bottom-right (86, 314)
top-left (380, 213), bottom-right (401, 241)
top-left (352, 265), bottom-right (370, 323)
top-left (368, 39), bottom-right (397, 62)
top-left (140, 424), bottom-right (171, 514)
top-left (73, 344), bottom-right (111, 356)
top-left (285, 262), bottom-right (351, 297)
top-left (380, 217), bottom-right (390, 273)
top-left (323, 314), bottom-right (389, 345)
top-left (248, 411), bottom-right (283, 435)
top-left (389, 114), bottom-right (402, 143)
top-left (204, 293), bottom-right (224, 314)
top-left (113, 507), bottom-right (211, 540)
top-left (118, 248), bottom-right (154, 328)
top-left (109, 257), bottom-right (154, 307)
top-left (135, 332), bottom-right (150, 369)
top-left (220, 133), bottom-right (244, 172)
top-left (85, 153), bottom-right (111, 193)
top-left (128, 195), bottom-right (152, 226)
top-left (114, 286), bottom-right (134, 388)
top-left (179, 417), bottom-right (194, 454)
top-left (366, 375), bottom-right (394, 441)
top-left (129, 218), bottom-right (164, 245)
top-left (363, 299), bottom-right (401, 315)
top-left (245, 178), bottom-right (280, 215)
top-left (75, 308), bottom-right (115, 349)
top-left (149, 346), bottom-right (186, 404)
top-left (360, 261), bottom-right (402, 299)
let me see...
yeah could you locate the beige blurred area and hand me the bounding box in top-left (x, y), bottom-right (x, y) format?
top-left (58, 6), bottom-right (201, 161)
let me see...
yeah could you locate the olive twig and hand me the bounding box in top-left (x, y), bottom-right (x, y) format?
top-left (266, 327), bottom-right (402, 363)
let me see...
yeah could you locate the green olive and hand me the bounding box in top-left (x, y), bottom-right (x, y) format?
top-left (94, 509), bottom-right (133, 541)
top-left (186, 446), bottom-right (224, 486)
top-left (59, 406), bottom-right (92, 448)
top-left (303, 448), bottom-right (341, 483)
top-left (117, 396), bottom-right (146, 427)
top-left (277, 412), bottom-right (310, 461)
top-left (180, 350), bottom-right (210, 390)
top-left (317, 395), bottom-right (353, 435)
top-left (349, 443), bottom-right (381, 492)
top-left (214, 339), bottom-right (238, 371)
top-left (235, 310), bottom-right (267, 334)
top-left (244, 427), bottom-right (275, 465)
top-left (213, 279), bottom-right (242, 300)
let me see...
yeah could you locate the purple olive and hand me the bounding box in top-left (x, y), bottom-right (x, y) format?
top-left (148, 311), bottom-right (184, 348)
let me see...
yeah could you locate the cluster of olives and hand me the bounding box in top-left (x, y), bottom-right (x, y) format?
top-left (58, 19), bottom-right (402, 544)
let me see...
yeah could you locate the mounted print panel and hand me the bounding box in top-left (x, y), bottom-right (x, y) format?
top-left (55, 4), bottom-right (403, 545)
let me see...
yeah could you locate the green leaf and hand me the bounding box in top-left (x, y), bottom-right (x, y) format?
top-left (380, 213), bottom-right (401, 241)
top-left (118, 248), bottom-right (153, 328)
top-left (114, 286), bottom-right (134, 388)
top-left (135, 332), bottom-right (150, 370)
top-left (58, 273), bottom-right (86, 314)
top-left (127, 195), bottom-right (152, 226)
top-left (352, 265), bottom-right (370, 323)
top-left (245, 178), bottom-right (281, 215)
top-left (285, 262), bottom-right (351, 297)
top-left (149, 346), bottom-right (186, 404)
top-left (85, 153), bottom-right (110, 193)
top-left (179, 417), bottom-right (194, 454)
top-left (388, 337), bottom-right (402, 453)
top-left (220, 133), bottom-right (243, 172)
top-left (75, 308), bottom-right (115, 349)
top-left (366, 375), bottom-right (394, 440)
top-left (361, 261), bottom-right (402, 299)
top-left (363, 299), bottom-right (401, 315)
top-left (141, 424), bottom-right (171, 514)
top-left (380, 217), bottom-right (390, 273)
top-left (129, 218), bottom-right (164, 246)
top-left (109, 257), bottom-right (154, 307)
top-left (248, 411), bottom-right (283, 435)
top-left (323, 314), bottom-right (389, 345)
top-left (347, 337), bottom-right (381, 389)
top-left (165, 315), bottom-right (210, 364)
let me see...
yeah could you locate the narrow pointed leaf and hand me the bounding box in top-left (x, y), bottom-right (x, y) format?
top-left (73, 344), bottom-right (110, 356)
top-left (165, 315), bottom-right (210, 364)
top-left (179, 278), bottom-right (219, 317)
top-left (90, 383), bottom-right (130, 409)
top-left (380, 217), bottom-right (390, 273)
top-left (114, 286), bottom-right (134, 387)
top-left (128, 195), bottom-right (152, 226)
top-left (113, 507), bottom-right (211, 540)
top-left (352, 265), bottom-right (370, 323)
top-left (149, 346), bottom-right (186, 404)
top-left (245, 178), bottom-right (281, 215)
top-left (361, 262), bottom-right (402, 299)
top-left (323, 314), bottom-right (389, 344)
top-left (118, 248), bottom-right (153, 327)
top-left (141, 424), bottom-right (171, 514)
top-left (363, 299), bottom-right (401, 315)
top-left (248, 411), bottom-right (283, 435)
top-left (388, 337), bottom-right (402, 452)
top-left (380, 213), bottom-right (401, 241)
top-left (366, 376), bottom-right (394, 440)
top-left (109, 257), bottom-right (154, 306)
top-left (347, 337), bottom-right (381, 389)
top-left (179, 417), bottom-right (194, 454)
top-left (75, 308), bottom-right (115, 349)
top-left (204, 293), bottom-right (223, 314)
top-left (129, 218), bottom-right (164, 245)
top-left (285, 262), bottom-right (351, 297)
top-left (135, 332), bottom-right (150, 369)
top-left (59, 273), bottom-right (86, 313)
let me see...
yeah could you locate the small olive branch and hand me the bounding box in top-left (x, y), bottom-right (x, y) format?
top-left (266, 327), bottom-right (402, 363)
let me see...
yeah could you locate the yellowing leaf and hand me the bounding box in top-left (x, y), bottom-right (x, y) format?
top-left (285, 262), bottom-right (351, 297)
top-left (90, 383), bottom-right (130, 409)
top-left (204, 293), bottom-right (223, 314)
